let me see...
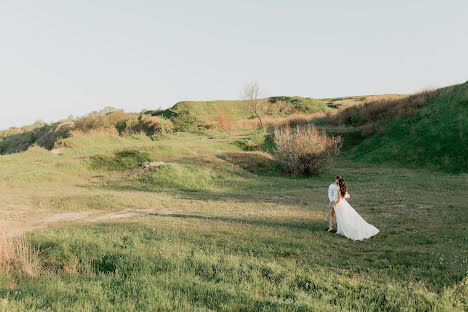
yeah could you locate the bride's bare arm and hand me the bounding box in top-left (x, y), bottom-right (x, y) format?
top-left (332, 191), bottom-right (342, 207)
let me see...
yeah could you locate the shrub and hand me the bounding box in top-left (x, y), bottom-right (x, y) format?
top-left (236, 128), bottom-right (268, 151)
top-left (265, 100), bottom-right (295, 115)
top-left (74, 109), bottom-right (131, 132)
top-left (122, 115), bottom-right (173, 136)
top-left (274, 126), bottom-right (342, 176)
top-left (350, 111), bottom-right (358, 125)
top-left (268, 96), bottom-right (328, 113)
top-left (171, 110), bottom-right (197, 132)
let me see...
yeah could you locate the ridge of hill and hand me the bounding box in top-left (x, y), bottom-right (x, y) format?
top-left (151, 96), bottom-right (331, 120)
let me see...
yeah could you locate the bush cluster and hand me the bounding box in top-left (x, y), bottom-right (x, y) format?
top-left (74, 109), bottom-right (130, 133)
top-left (122, 115), bottom-right (173, 136)
top-left (171, 110), bottom-right (198, 132)
top-left (274, 126), bottom-right (342, 176)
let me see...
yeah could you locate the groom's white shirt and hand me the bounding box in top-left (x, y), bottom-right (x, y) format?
top-left (328, 183), bottom-right (339, 203)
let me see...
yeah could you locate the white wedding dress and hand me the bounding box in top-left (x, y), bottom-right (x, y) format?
top-left (334, 194), bottom-right (379, 241)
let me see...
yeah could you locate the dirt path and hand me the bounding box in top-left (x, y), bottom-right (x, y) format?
top-left (1, 208), bottom-right (176, 237)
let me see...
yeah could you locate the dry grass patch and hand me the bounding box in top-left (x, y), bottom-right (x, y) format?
top-left (0, 234), bottom-right (41, 277)
top-left (235, 112), bottom-right (326, 130)
top-left (327, 90), bottom-right (435, 126)
top-left (213, 110), bottom-right (235, 134)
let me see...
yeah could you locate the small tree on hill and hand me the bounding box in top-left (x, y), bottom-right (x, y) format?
top-left (242, 81), bottom-right (265, 128)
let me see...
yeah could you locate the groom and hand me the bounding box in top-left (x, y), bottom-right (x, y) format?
top-left (327, 176), bottom-right (340, 232)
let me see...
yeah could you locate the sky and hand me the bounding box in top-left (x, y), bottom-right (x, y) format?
top-left (1, 0), bottom-right (467, 130)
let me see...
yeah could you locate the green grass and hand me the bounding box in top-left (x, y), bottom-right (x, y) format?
top-left (0, 130), bottom-right (466, 311)
top-left (90, 150), bottom-right (152, 171)
top-left (172, 100), bottom-right (252, 120)
top-left (347, 81), bottom-right (468, 173)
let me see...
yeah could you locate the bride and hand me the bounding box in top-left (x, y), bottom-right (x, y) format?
top-left (332, 177), bottom-right (379, 241)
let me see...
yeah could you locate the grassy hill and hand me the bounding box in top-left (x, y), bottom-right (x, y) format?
top-left (347, 81), bottom-right (468, 173)
top-left (1, 85), bottom-right (465, 175)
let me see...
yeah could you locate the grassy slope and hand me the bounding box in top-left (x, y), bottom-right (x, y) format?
top-left (170, 97), bottom-right (330, 120)
top-left (0, 132), bottom-right (466, 311)
top-left (347, 81), bottom-right (468, 173)
top-left (172, 100), bottom-right (252, 120)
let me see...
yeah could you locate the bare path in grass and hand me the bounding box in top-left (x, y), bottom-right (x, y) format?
top-left (0, 207), bottom-right (177, 237)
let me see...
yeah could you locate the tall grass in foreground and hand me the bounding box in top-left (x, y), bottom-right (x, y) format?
top-left (274, 126), bottom-right (342, 176)
top-left (0, 234), bottom-right (41, 277)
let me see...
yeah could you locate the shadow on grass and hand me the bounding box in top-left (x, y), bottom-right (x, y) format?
top-left (148, 212), bottom-right (326, 232)
top-left (85, 180), bottom-right (327, 209)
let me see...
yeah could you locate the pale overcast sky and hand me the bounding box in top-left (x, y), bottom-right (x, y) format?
top-left (1, 0), bottom-right (467, 130)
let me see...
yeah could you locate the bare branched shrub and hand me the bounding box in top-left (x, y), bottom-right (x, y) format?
top-left (242, 81), bottom-right (267, 128)
top-left (327, 89), bottom-right (435, 126)
top-left (274, 126), bottom-right (342, 176)
top-left (0, 234), bottom-right (41, 277)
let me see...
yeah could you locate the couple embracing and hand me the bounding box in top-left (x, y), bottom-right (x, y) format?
top-left (328, 176), bottom-right (379, 241)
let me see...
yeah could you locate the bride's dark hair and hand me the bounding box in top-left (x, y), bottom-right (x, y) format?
top-left (338, 177), bottom-right (348, 197)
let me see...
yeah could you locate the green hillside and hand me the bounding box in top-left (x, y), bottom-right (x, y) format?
top-left (348, 81), bottom-right (468, 173)
top-left (2, 84), bottom-right (466, 175)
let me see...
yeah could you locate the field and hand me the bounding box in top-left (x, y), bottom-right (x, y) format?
top-left (0, 130), bottom-right (466, 311)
